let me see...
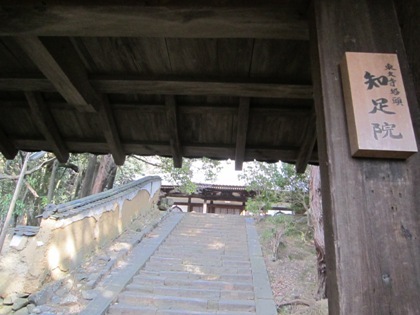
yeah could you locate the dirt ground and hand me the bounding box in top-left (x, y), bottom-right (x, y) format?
top-left (255, 214), bottom-right (328, 315)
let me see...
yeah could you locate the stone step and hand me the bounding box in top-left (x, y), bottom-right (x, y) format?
top-left (143, 262), bottom-right (251, 274)
top-left (137, 270), bottom-right (253, 282)
top-left (148, 257), bottom-right (251, 267)
top-left (144, 260), bottom-right (251, 270)
top-left (154, 250), bottom-right (250, 257)
top-left (125, 284), bottom-right (256, 300)
top-left (117, 293), bottom-right (209, 311)
top-left (150, 254), bottom-right (250, 262)
top-left (116, 292), bottom-right (256, 312)
top-left (152, 256), bottom-right (250, 262)
top-left (108, 303), bottom-right (257, 315)
top-left (130, 276), bottom-right (254, 291)
top-left (107, 304), bottom-right (158, 315)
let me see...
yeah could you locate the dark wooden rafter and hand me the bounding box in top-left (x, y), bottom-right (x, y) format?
top-left (97, 95), bottom-right (126, 166)
top-left (165, 96), bottom-right (183, 168)
top-left (0, 128), bottom-right (17, 160)
top-left (0, 100), bottom-right (312, 116)
top-left (0, 76), bottom-right (313, 99)
top-left (13, 37), bottom-right (98, 112)
top-left (235, 97), bottom-right (250, 171)
top-left (14, 37), bottom-right (126, 164)
top-left (295, 108), bottom-right (316, 173)
top-left (24, 91), bottom-right (69, 163)
top-left (0, 2), bottom-right (309, 40)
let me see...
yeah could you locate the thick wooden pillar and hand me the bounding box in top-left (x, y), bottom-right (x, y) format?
top-left (311, 0), bottom-right (420, 314)
top-left (187, 197), bottom-right (192, 212)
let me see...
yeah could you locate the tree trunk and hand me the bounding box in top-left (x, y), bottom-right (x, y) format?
top-left (72, 169), bottom-right (84, 200)
top-left (91, 154), bottom-right (116, 194)
top-left (47, 159), bottom-right (59, 202)
top-left (79, 154), bottom-right (98, 198)
top-left (106, 164), bottom-right (117, 190)
top-left (309, 165), bottom-right (327, 300)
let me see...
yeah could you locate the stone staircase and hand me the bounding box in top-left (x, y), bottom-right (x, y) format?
top-left (106, 213), bottom-right (276, 315)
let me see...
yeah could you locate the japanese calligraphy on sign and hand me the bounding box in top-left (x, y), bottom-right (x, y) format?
top-left (340, 52), bottom-right (417, 158)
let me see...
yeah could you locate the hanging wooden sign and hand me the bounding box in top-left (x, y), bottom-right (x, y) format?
top-left (340, 52), bottom-right (418, 158)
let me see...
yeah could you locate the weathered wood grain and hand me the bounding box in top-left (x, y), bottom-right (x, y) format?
top-left (90, 78), bottom-right (313, 99)
top-left (295, 108), bottom-right (316, 173)
top-left (311, 0), bottom-right (420, 313)
top-left (165, 38), bottom-right (253, 77)
top-left (0, 3), bottom-right (309, 39)
top-left (250, 39), bottom-right (311, 84)
top-left (0, 76), bottom-right (313, 99)
top-left (73, 37), bottom-right (172, 75)
top-left (25, 91), bottom-right (69, 162)
top-left (14, 37), bottom-right (97, 112)
top-left (235, 97), bottom-right (250, 170)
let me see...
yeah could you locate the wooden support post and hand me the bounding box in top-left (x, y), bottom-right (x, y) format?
top-left (25, 92), bottom-right (69, 163)
top-left (165, 95), bottom-right (183, 168)
top-left (202, 200), bottom-right (208, 214)
top-left (235, 97), bottom-right (250, 170)
top-left (209, 200), bottom-right (214, 214)
top-left (311, 0), bottom-right (420, 314)
top-left (187, 197), bottom-right (192, 212)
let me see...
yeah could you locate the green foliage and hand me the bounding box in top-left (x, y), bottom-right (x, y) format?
top-left (199, 157), bottom-right (223, 183)
top-left (240, 162), bottom-right (310, 214)
top-left (0, 193), bottom-right (25, 217)
top-left (159, 157), bottom-right (196, 194)
top-left (268, 215), bottom-right (300, 237)
top-left (156, 157), bottom-right (222, 195)
top-left (115, 156), bottom-right (147, 185)
top-left (0, 152), bottom-right (84, 223)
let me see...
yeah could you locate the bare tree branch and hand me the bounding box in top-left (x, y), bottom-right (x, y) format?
top-left (58, 162), bottom-right (79, 173)
top-left (24, 180), bottom-right (39, 198)
top-left (128, 155), bottom-right (161, 167)
top-left (0, 157), bottom-right (56, 180)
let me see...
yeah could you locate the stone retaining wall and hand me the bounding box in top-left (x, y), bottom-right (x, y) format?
top-left (0, 176), bottom-right (161, 296)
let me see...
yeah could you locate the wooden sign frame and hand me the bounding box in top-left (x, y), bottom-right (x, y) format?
top-left (340, 52), bottom-right (417, 159)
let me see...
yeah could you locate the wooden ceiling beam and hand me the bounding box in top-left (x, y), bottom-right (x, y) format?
top-left (0, 128), bottom-right (18, 160)
top-left (0, 100), bottom-right (313, 117)
top-left (24, 91), bottom-right (69, 163)
top-left (14, 37), bottom-right (98, 112)
top-left (15, 37), bottom-right (126, 165)
top-left (0, 76), bottom-right (313, 99)
top-left (92, 79), bottom-right (313, 99)
top-left (165, 95), bottom-right (183, 168)
top-left (235, 97), bottom-right (250, 171)
top-left (98, 95), bottom-right (126, 166)
top-left (13, 139), bottom-right (318, 164)
top-left (295, 109), bottom-right (317, 173)
top-left (0, 4), bottom-right (309, 40)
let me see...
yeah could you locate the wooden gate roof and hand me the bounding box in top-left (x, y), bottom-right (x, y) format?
top-left (0, 1), bottom-right (316, 172)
